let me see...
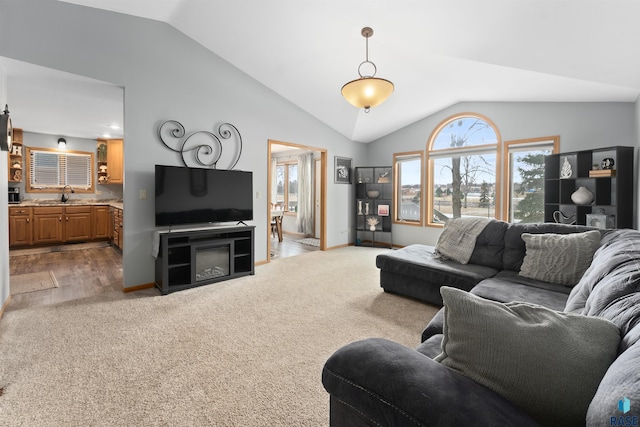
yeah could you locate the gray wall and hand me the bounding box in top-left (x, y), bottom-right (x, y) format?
top-left (0, 0), bottom-right (366, 288)
top-left (367, 101), bottom-right (639, 247)
top-left (0, 68), bottom-right (9, 309)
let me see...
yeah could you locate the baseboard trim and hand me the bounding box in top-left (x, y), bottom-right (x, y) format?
top-left (326, 243), bottom-right (350, 251)
top-left (0, 294), bottom-right (12, 320)
top-left (122, 282), bottom-right (155, 293)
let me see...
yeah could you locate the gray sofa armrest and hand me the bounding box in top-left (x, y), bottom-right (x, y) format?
top-left (322, 338), bottom-right (540, 427)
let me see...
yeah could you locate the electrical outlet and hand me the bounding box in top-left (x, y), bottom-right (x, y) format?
top-left (256, 192), bottom-right (262, 199)
top-left (139, 189), bottom-right (147, 200)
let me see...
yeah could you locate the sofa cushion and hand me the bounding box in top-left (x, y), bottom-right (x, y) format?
top-left (586, 335), bottom-right (640, 426)
top-left (502, 223), bottom-right (596, 272)
top-left (376, 244), bottom-right (498, 305)
top-left (416, 333), bottom-right (443, 359)
top-left (470, 275), bottom-right (570, 311)
top-left (467, 219), bottom-right (509, 269)
top-left (518, 230), bottom-right (600, 286)
top-left (435, 287), bottom-right (620, 427)
top-left (565, 229), bottom-right (640, 352)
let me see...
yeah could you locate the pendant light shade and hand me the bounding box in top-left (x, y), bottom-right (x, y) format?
top-left (342, 27), bottom-right (394, 112)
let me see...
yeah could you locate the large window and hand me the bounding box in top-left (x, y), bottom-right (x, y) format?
top-left (393, 151), bottom-right (423, 225)
top-left (427, 113), bottom-right (500, 225)
top-left (503, 136), bottom-right (559, 223)
top-left (26, 147), bottom-right (94, 193)
top-left (275, 162), bottom-right (298, 213)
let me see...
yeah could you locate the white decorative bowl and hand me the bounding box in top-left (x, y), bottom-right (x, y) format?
top-left (367, 190), bottom-right (380, 199)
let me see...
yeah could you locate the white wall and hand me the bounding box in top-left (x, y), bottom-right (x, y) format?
top-left (0, 0), bottom-right (367, 288)
top-left (367, 101), bottom-right (639, 247)
top-left (0, 65), bottom-right (9, 311)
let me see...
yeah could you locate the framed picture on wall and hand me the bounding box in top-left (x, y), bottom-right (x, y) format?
top-left (335, 156), bottom-right (352, 184)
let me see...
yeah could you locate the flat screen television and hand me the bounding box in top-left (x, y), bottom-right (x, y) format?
top-left (155, 165), bottom-right (253, 227)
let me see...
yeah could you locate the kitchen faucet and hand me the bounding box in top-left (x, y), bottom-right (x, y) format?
top-left (61, 185), bottom-right (75, 203)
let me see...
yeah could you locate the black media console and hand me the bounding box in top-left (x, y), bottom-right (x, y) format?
top-left (154, 225), bottom-right (255, 295)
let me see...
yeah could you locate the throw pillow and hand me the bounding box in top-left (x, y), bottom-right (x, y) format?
top-left (434, 287), bottom-right (620, 427)
top-left (519, 230), bottom-right (600, 286)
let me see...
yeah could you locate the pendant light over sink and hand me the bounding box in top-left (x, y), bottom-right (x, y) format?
top-left (341, 27), bottom-right (394, 113)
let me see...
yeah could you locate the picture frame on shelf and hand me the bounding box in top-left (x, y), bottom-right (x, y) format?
top-left (334, 156), bottom-right (352, 184)
top-left (378, 204), bottom-right (389, 216)
top-left (586, 213), bottom-right (607, 229)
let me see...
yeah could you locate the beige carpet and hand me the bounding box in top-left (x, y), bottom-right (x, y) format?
top-left (10, 271), bottom-right (59, 295)
top-left (0, 247), bottom-right (439, 426)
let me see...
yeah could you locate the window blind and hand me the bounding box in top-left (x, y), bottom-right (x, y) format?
top-left (30, 150), bottom-right (92, 189)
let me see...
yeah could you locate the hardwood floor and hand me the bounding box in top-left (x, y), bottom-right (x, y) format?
top-left (7, 242), bottom-right (127, 311)
top-left (7, 234), bottom-right (319, 311)
top-left (270, 233), bottom-right (320, 259)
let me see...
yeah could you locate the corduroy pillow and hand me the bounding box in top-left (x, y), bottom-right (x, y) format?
top-left (435, 287), bottom-right (620, 427)
top-left (519, 230), bottom-right (600, 286)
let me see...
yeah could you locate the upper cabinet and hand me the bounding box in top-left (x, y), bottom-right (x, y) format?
top-left (8, 128), bottom-right (23, 182)
top-left (97, 138), bottom-right (123, 184)
top-left (544, 146), bottom-right (634, 229)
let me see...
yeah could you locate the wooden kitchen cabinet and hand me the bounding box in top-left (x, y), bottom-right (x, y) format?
top-left (111, 207), bottom-right (123, 249)
top-left (93, 205), bottom-right (110, 239)
top-left (106, 139), bottom-right (123, 184)
top-left (8, 207), bottom-right (32, 246)
top-left (64, 206), bottom-right (92, 242)
top-left (10, 204), bottom-right (120, 248)
top-left (33, 207), bottom-right (64, 245)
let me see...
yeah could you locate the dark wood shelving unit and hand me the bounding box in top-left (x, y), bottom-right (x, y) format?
top-left (355, 166), bottom-right (393, 248)
top-left (544, 146), bottom-right (634, 229)
top-left (154, 225), bottom-right (254, 295)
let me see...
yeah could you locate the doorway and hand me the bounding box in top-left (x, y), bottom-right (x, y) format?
top-left (267, 140), bottom-right (327, 261)
top-left (3, 57), bottom-right (125, 309)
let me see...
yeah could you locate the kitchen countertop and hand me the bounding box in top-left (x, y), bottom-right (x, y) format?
top-left (10, 199), bottom-right (123, 209)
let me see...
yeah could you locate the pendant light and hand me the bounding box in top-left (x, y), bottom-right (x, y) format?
top-left (341, 27), bottom-right (394, 113)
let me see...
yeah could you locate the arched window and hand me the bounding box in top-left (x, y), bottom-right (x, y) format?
top-left (426, 113), bottom-right (501, 225)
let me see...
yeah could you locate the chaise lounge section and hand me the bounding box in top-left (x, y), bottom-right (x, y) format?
top-left (376, 220), bottom-right (596, 306)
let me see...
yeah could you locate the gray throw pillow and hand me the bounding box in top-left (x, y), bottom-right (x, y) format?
top-left (435, 287), bottom-right (620, 427)
top-left (519, 230), bottom-right (600, 286)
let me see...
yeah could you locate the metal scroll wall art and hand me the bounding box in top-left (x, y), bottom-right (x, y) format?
top-left (157, 120), bottom-right (243, 170)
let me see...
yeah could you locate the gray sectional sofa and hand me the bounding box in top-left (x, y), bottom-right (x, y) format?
top-left (322, 221), bottom-right (640, 427)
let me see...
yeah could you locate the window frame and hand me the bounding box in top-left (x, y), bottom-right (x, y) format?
top-left (426, 112), bottom-right (502, 227)
top-left (26, 146), bottom-right (95, 194)
top-left (275, 161), bottom-right (298, 216)
top-left (502, 136), bottom-right (559, 223)
top-left (393, 151), bottom-right (424, 226)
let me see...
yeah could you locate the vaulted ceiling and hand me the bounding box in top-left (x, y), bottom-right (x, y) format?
top-left (8, 0), bottom-right (640, 142)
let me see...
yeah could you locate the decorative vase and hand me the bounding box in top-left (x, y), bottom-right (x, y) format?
top-left (571, 186), bottom-right (594, 205)
top-left (369, 225), bottom-right (376, 231)
top-left (358, 200), bottom-right (363, 215)
top-left (560, 157), bottom-right (572, 179)
top-left (364, 203), bottom-right (370, 215)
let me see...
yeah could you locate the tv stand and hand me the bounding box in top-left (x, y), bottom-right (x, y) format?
top-left (154, 225), bottom-right (255, 295)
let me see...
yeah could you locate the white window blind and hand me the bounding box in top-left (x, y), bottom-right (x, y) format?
top-left (30, 150), bottom-right (92, 189)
